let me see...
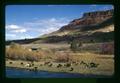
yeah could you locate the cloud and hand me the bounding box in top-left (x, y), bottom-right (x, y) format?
top-left (6, 24), bottom-right (20, 29)
top-left (6, 24), bottom-right (27, 33)
top-left (6, 17), bottom-right (70, 40)
top-left (24, 17), bottom-right (70, 35)
top-left (12, 28), bottom-right (26, 33)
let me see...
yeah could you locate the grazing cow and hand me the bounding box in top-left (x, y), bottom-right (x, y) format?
top-left (80, 61), bottom-right (86, 65)
top-left (44, 61), bottom-right (50, 65)
top-left (64, 63), bottom-right (71, 67)
top-left (31, 63), bottom-right (34, 66)
top-left (9, 62), bottom-right (13, 64)
top-left (57, 64), bottom-right (62, 68)
top-left (48, 63), bottom-right (52, 67)
top-left (89, 62), bottom-right (99, 68)
top-left (30, 61), bottom-right (34, 66)
top-left (20, 62), bottom-right (24, 65)
top-left (69, 67), bottom-right (74, 71)
top-left (25, 63), bottom-right (30, 67)
top-left (72, 61), bottom-right (78, 65)
top-left (80, 61), bottom-right (89, 68)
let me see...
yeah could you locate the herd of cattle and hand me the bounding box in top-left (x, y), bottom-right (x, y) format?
top-left (9, 60), bottom-right (99, 72)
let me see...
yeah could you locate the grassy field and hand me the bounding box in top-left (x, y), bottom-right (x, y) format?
top-left (6, 53), bottom-right (114, 76)
top-left (6, 42), bottom-right (114, 76)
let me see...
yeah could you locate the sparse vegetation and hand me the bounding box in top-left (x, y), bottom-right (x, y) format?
top-left (6, 52), bottom-right (114, 75)
top-left (6, 42), bottom-right (45, 61)
top-left (6, 42), bottom-right (114, 76)
top-left (55, 51), bottom-right (71, 62)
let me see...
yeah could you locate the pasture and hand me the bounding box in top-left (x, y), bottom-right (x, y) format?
top-left (6, 42), bottom-right (114, 76)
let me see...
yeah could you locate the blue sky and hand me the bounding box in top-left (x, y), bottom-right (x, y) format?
top-left (5, 5), bottom-right (113, 40)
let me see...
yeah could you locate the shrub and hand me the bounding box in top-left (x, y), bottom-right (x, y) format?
top-left (101, 42), bottom-right (114, 54)
top-left (55, 51), bottom-right (71, 62)
top-left (6, 43), bottom-right (43, 61)
top-left (70, 40), bottom-right (78, 52)
top-left (70, 40), bottom-right (82, 52)
top-left (9, 42), bottom-right (22, 49)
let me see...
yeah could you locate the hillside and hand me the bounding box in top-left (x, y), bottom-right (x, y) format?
top-left (6, 9), bottom-right (114, 44)
top-left (33, 9), bottom-right (114, 43)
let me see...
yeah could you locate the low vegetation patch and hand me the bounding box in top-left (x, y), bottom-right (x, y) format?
top-left (6, 42), bottom-right (53, 61)
top-left (55, 51), bottom-right (72, 62)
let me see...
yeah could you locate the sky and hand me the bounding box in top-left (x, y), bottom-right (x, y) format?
top-left (5, 5), bottom-right (114, 40)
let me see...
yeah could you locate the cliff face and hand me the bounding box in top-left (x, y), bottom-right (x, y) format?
top-left (59, 9), bottom-right (114, 31)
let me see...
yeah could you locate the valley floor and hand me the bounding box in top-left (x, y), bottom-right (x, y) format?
top-left (6, 53), bottom-right (114, 76)
top-left (6, 42), bottom-right (114, 76)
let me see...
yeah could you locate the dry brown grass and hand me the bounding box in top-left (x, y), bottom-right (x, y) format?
top-left (6, 42), bottom-right (114, 76)
top-left (6, 43), bottom-right (46, 61)
top-left (55, 51), bottom-right (72, 62)
top-left (6, 52), bottom-right (114, 76)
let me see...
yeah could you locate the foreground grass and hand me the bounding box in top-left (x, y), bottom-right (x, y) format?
top-left (6, 52), bottom-right (114, 76)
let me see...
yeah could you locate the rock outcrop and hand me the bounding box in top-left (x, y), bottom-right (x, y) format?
top-left (59, 9), bottom-right (114, 31)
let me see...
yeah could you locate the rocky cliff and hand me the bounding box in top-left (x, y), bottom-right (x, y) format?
top-left (37, 9), bottom-right (114, 43)
top-left (59, 9), bottom-right (114, 31)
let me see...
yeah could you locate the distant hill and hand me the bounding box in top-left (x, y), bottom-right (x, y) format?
top-left (6, 38), bottom-right (42, 45)
top-left (6, 9), bottom-right (114, 44)
top-left (33, 9), bottom-right (114, 43)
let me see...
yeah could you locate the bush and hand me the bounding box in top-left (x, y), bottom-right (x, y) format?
top-left (70, 40), bottom-right (82, 52)
top-left (55, 51), bottom-right (71, 62)
top-left (6, 43), bottom-right (43, 61)
top-left (9, 42), bottom-right (22, 49)
top-left (70, 40), bottom-right (78, 52)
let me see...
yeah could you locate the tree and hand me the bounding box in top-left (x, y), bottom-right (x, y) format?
top-left (70, 40), bottom-right (78, 52)
top-left (78, 41), bottom-right (82, 47)
top-left (70, 39), bottom-right (83, 52)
